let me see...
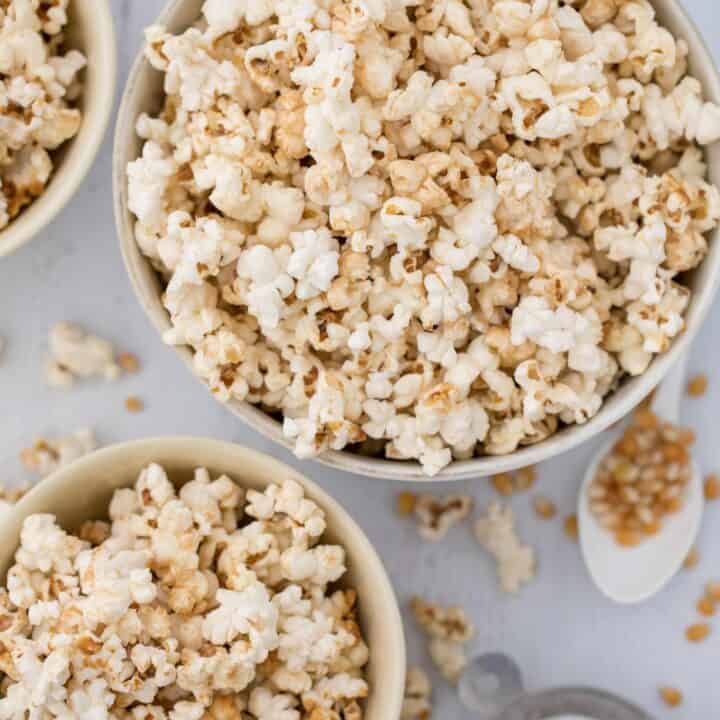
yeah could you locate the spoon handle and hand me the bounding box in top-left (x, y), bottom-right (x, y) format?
top-left (650, 350), bottom-right (690, 424)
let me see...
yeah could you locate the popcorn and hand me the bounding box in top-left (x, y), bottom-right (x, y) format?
top-left (20, 428), bottom-right (97, 478)
top-left (411, 597), bottom-right (474, 685)
top-left (401, 667), bottom-right (432, 720)
top-left (44, 323), bottom-right (121, 387)
top-left (0, 481), bottom-right (29, 520)
top-left (412, 494), bottom-right (474, 541)
top-left (0, 1), bottom-right (86, 231)
top-left (410, 596), bottom-right (475, 644)
top-left (0, 467), bottom-right (368, 717)
top-left (474, 502), bottom-right (536, 594)
top-left (129, 0), bottom-right (720, 477)
top-left (428, 637), bottom-right (467, 684)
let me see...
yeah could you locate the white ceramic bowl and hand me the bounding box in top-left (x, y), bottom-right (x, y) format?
top-left (114, 0), bottom-right (720, 481)
top-left (0, 438), bottom-right (405, 720)
top-left (0, 0), bottom-right (117, 258)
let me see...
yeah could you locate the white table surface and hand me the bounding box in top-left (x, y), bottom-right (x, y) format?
top-left (2, 1), bottom-right (720, 717)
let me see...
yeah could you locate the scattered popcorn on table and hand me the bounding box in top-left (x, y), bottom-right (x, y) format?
top-left (0, 482), bottom-right (29, 519)
top-left (411, 596), bottom-right (474, 684)
top-left (19, 428), bottom-right (97, 477)
top-left (127, 0), bottom-right (720, 476)
top-left (475, 502), bottom-right (536, 594)
top-left (412, 494), bottom-right (473, 541)
top-left (0, 465), bottom-right (369, 718)
top-left (0, 0), bottom-right (86, 230)
top-left (401, 666), bottom-right (432, 720)
top-left (45, 322), bottom-right (122, 387)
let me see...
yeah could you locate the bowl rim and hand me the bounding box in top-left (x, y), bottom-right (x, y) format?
top-left (113, 0), bottom-right (720, 481)
top-left (5, 437), bottom-right (406, 719)
top-left (0, 0), bottom-right (117, 258)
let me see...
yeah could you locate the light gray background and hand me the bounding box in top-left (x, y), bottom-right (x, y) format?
top-left (2, 1), bottom-right (719, 717)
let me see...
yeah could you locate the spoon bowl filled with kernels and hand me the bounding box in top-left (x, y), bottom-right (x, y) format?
top-left (116, 0), bottom-right (720, 480)
top-left (0, 438), bottom-right (405, 719)
top-left (579, 355), bottom-right (705, 604)
top-left (0, 0), bottom-right (117, 257)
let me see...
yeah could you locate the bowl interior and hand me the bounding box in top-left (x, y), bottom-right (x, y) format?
top-left (0, 0), bottom-right (116, 257)
top-left (114, 0), bottom-right (720, 481)
top-left (1, 438), bottom-right (405, 719)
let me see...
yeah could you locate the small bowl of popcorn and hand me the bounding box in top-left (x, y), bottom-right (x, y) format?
top-left (115, 0), bottom-right (720, 479)
top-left (0, 437), bottom-right (405, 718)
top-left (0, 0), bottom-right (116, 257)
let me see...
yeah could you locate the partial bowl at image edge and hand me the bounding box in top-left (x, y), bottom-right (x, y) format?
top-left (113, 0), bottom-right (720, 481)
top-left (0, 437), bottom-right (406, 720)
top-left (0, 0), bottom-right (117, 258)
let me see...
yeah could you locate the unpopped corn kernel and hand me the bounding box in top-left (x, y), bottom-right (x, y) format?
top-left (514, 466), bottom-right (537, 492)
top-left (687, 374), bottom-right (708, 397)
top-left (125, 396), bottom-right (145, 413)
top-left (697, 596), bottom-right (716, 617)
top-left (659, 686), bottom-right (683, 708)
top-left (533, 496), bottom-right (557, 520)
top-left (704, 474), bottom-right (720, 501)
top-left (397, 492), bottom-right (418, 517)
top-left (564, 515), bottom-right (579, 542)
top-left (491, 473), bottom-right (514, 497)
top-left (118, 352), bottom-right (141, 374)
top-left (684, 547), bottom-right (699, 569)
top-left (685, 622), bottom-right (711, 643)
top-left (706, 581), bottom-right (720, 602)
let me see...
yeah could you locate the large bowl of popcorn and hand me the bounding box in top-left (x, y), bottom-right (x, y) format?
top-left (0, 437), bottom-right (405, 718)
top-left (115, 0), bottom-right (720, 479)
top-left (0, 0), bottom-right (116, 257)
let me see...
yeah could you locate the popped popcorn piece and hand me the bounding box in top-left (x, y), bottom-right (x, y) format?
top-left (474, 503), bottom-right (536, 594)
top-left (126, 0), bottom-right (720, 477)
top-left (0, 466), bottom-right (368, 717)
top-left (20, 428), bottom-right (97, 477)
top-left (411, 596), bottom-right (475, 643)
top-left (0, 481), bottom-right (29, 520)
top-left (411, 597), bottom-right (474, 686)
top-left (412, 494), bottom-right (473, 541)
top-left (401, 667), bottom-right (432, 720)
top-left (45, 323), bottom-right (121, 387)
top-left (428, 637), bottom-right (467, 685)
top-left (0, 1), bottom-right (86, 230)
